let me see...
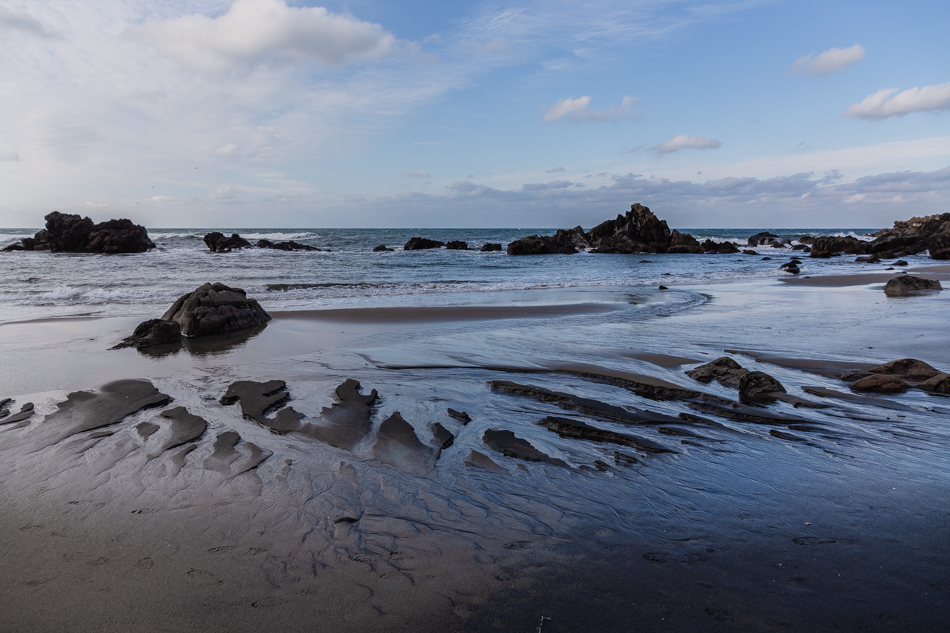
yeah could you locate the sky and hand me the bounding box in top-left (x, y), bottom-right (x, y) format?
top-left (1, 0), bottom-right (949, 229)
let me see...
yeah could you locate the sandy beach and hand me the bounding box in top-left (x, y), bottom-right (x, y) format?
top-left (1, 272), bottom-right (949, 632)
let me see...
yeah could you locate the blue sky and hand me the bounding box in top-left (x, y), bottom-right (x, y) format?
top-left (1, 0), bottom-right (948, 228)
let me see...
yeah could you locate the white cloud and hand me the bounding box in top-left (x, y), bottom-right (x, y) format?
top-left (543, 95), bottom-right (639, 122)
top-left (845, 82), bottom-right (950, 119)
top-left (404, 170), bottom-right (430, 178)
top-left (142, 0), bottom-right (396, 73)
top-left (653, 135), bottom-right (721, 154)
top-left (791, 44), bottom-right (865, 76)
top-left (214, 143), bottom-right (239, 156)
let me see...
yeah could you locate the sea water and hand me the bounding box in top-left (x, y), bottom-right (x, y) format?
top-left (0, 227), bottom-right (923, 324)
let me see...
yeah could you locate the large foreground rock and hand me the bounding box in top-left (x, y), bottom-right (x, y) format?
top-left (883, 275), bottom-right (942, 295)
top-left (6, 212), bottom-right (155, 253)
top-left (161, 282), bottom-right (271, 337)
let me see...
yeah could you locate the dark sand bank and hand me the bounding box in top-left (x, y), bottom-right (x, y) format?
top-left (1, 281), bottom-right (949, 631)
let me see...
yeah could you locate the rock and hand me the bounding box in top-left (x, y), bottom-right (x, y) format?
top-left (482, 429), bottom-right (568, 467)
top-left (743, 249), bottom-right (758, 255)
top-left (373, 244), bottom-right (394, 252)
top-left (445, 241), bottom-right (469, 250)
top-left (40, 211), bottom-right (154, 254)
top-left (447, 408), bottom-right (471, 424)
top-left (161, 282), bottom-right (271, 337)
top-left (932, 247), bottom-right (950, 260)
top-left (372, 412), bottom-right (437, 475)
top-left (204, 232), bottom-right (251, 253)
top-left (855, 255), bottom-right (880, 263)
top-left (404, 237), bottom-right (444, 250)
top-left (539, 416), bottom-right (674, 454)
top-left (667, 230), bottom-right (702, 254)
top-left (508, 227), bottom-right (588, 255)
top-left (747, 231), bottom-right (781, 247)
top-left (869, 213), bottom-right (950, 259)
top-left (738, 371), bottom-right (786, 402)
top-left (112, 318), bottom-right (182, 350)
top-left (588, 204), bottom-right (669, 253)
top-left (431, 423), bottom-right (455, 450)
top-left (255, 239), bottom-right (319, 251)
top-left (799, 236), bottom-right (816, 245)
top-left (700, 239), bottom-right (740, 254)
top-left (480, 243), bottom-right (502, 252)
top-left (810, 236), bottom-right (869, 258)
top-left (849, 375), bottom-right (911, 394)
top-left (685, 357), bottom-right (749, 388)
top-left (841, 358), bottom-right (942, 383)
top-left (883, 275), bottom-right (942, 295)
top-left (893, 259), bottom-right (908, 266)
top-left (658, 285), bottom-right (668, 290)
top-left (919, 373), bottom-right (950, 394)
top-left (791, 244), bottom-right (810, 251)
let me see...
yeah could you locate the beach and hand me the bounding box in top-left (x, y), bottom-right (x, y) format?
top-left (1, 250), bottom-right (948, 632)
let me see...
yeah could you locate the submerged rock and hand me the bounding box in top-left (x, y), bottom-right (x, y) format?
top-left (883, 275), bottom-right (942, 295)
top-left (256, 239), bottom-right (320, 251)
top-left (161, 282), bottom-right (271, 337)
top-left (373, 244), bottom-right (394, 252)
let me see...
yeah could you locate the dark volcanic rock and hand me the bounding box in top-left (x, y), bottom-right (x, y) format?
top-left (431, 422), bottom-right (455, 450)
top-left (404, 237), bottom-right (445, 250)
top-left (112, 319), bottom-right (182, 350)
top-left (482, 429), bottom-right (568, 467)
top-left (445, 240), bottom-right (469, 250)
top-left (738, 371), bottom-right (787, 402)
top-left (869, 213), bottom-right (950, 259)
top-left (588, 204), bottom-right (669, 253)
top-left (447, 408), bottom-right (471, 424)
top-left (668, 230), bottom-right (702, 254)
top-left (883, 275), bottom-right (942, 295)
top-left (480, 243), bottom-right (502, 252)
top-left (849, 375), bottom-right (911, 394)
top-left (701, 239), bottom-right (739, 254)
top-left (41, 211), bottom-right (154, 254)
top-left (747, 232), bottom-right (781, 247)
top-left (685, 357), bottom-right (750, 388)
top-left (373, 244), bottom-right (394, 252)
top-left (507, 227), bottom-right (587, 255)
top-left (256, 239), bottom-right (319, 251)
top-left (810, 236), bottom-right (870, 258)
top-left (539, 416), bottom-right (674, 454)
top-left (161, 282), bottom-right (270, 337)
top-left (204, 232), bottom-right (251, 252)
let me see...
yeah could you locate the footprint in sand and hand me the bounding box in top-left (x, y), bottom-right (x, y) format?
top-left (207, 546), bottom-right (238, 554)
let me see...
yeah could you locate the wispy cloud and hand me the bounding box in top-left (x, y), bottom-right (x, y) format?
top-left (404, 170), bottom-right (430, 178)
top-left (791, 44), bottom-right (865, 76)
top-left (543, 96), bottom-right (639, 122)
top-left (845, 82), bottom-right (950, 119)
top-left (141, 0), bottom-right (396, 73)
top-left (0, 9), bottom-right (59, 39)
top-left (654, 135), bottom-right (721, 154)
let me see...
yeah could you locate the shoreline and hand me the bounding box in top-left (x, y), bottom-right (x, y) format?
top-left (2, 266), bottom-right (949, 631)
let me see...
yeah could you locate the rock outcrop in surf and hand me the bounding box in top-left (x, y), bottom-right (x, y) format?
top-left (3, 212), bottom-right (154, 253)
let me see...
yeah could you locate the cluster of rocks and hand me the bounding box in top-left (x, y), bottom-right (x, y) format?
top-left (506, 204), bottom-right (741, 256)
top-left (203, 232), bottom-right (321, 253)
top-left (393, 237), bottom-right (502, 252)
top-left (2, 211), bottom-right (154, 254)
top-left (114, 282), bottom-right (271, 350)
top-left (808, 213), bottom-right (950, 259)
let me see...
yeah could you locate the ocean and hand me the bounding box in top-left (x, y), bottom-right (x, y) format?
top-left (0, 226), bottom-right (902, 324)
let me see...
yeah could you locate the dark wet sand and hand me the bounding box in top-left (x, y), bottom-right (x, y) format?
top-left (1, 277), bottom-right (949, 632)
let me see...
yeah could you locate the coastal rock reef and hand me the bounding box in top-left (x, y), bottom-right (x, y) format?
top-left (2, 211), bottom-right (154, 254)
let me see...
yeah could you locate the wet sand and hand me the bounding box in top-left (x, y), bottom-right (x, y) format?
top-left (1, 276), bottom-right (949, 632)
